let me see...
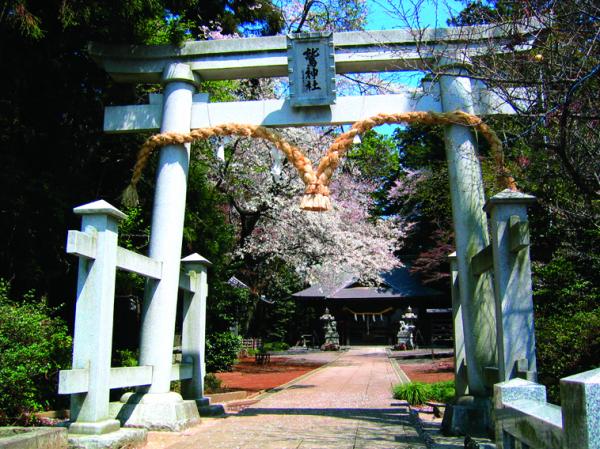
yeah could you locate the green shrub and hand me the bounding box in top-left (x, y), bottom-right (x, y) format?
top-left (262, 341), bottom-right (289, 352)
top-left (0, 280), bottom-right (72, 424)
top-left (393, 382), bottom-right (429, 405)
top-left (114, 349), bottom-right (138, 367)
top-left (204, 373), bottom-right (223, 394)
top-left (427, 380), bottom-right (455, 404)
top-left (205, 331), bottom-right (242, 372)
top-left (392, 380), bottom-right (455, 405)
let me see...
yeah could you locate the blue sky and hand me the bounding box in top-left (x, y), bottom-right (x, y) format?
top-left (365, 0), bottom-right (464, 30)
top-left (343, 1), bottom-right (466, 135)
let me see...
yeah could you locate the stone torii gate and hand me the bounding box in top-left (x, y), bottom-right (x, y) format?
top-left (62, 22), bottom-right (544, 442)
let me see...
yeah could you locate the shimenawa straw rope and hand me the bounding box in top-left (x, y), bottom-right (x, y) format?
top-left (123, 111), bottom-right (516, 212)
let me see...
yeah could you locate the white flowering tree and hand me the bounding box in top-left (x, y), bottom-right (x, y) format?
top-left (194, 124), bottom-right (405, 287)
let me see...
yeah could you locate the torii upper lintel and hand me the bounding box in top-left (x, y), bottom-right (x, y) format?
top-left (88, 21), bottom-right (540, 83)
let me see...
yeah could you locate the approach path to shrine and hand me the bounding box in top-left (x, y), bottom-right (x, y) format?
top-left (146, 347), bottom-right (427, 449)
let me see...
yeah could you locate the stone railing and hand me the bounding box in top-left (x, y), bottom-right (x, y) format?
top-left (494, 368), bottom-right (600, 449)
top-left (58, 200), bottom-right (210, 436)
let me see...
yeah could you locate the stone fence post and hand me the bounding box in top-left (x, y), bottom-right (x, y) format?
top-left (448, 251), bottom-right (468, 398)
top-left (180, 253), bottom-right (211, 406)
top-left (561, 368), bottom-right (600, 449)
top-left (69, 200), bottom-right (125, 435)
top-left (484, 190), bottom-right (537, 383)
top-left (494, 368), bottom-right (600, 449)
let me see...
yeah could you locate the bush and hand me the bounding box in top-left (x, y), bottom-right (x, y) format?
top-left (114, 348), bottom-right (138, 367)
top-left (261, 341), bottom-right (289, 352)
top-left (427, 380), bottom-right (455, 404)
top-left (0, 280), bottom-right (72, 424)
top-left (204, 373), bottom-right (223, 394)
top-left (392, 380), bottom-right (455, 405)
top-left (205, 331), bottom-right (242, 372)
top-left (393, 382), bottom-right (429, 405)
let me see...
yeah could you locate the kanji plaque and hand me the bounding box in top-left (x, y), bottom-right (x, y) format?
top-left (287, 32), bottom-right (336, 107)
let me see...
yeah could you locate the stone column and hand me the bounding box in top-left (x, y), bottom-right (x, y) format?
top-left (121, 63), bottom-right (202, 431)
top-left (438, 64), bottom-right (497, 397)
top-left (139, 63), bottom-right (199, 393)
top-left (70, 200), bottom-right (125, 435)
top-left (485, 190), bottom-right (537, 382)
top-left (448, 252), bottom-right (468, 397)
top-left (180, 253), bottom-right (211, 406)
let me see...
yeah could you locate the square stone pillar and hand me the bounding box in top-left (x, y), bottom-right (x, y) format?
top-left (449, 252), bottom-right (468, 397)
top-left (493, 377), bottom-right (547, 449)
top-left (69, 200), bottom-right (125, 435)
top-left (180, 253), bottom-right (211, 405)
top-left (484, 190), bottom-right (537, 382)
top-left (561, 368), bottom-right (600, 449)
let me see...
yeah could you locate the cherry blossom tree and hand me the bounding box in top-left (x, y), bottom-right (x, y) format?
top-left (193, 124), bottom-right (405, 287)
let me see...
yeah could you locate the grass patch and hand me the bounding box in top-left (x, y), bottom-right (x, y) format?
top-left (392, 380), bottom-right (455, 405)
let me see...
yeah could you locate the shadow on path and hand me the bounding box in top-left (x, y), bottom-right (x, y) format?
top-left (239, 406), bottom-right (413, 426)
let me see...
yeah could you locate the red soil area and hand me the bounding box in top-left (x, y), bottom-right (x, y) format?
top-left (215, 357), bottom-right (324, 392)
top-left (399, 357), bottom-right (455, 383)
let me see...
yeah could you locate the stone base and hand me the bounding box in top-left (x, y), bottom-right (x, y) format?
top-left (0, 427), bottom-right (67, 449)
top-left (69, 419), bottom-right (120, 435)
top-left (195, 397), bottom-right (210, 407)
top-left (441, 396), bottom-right (492, 438)
top-left (199, 404), bottom-right (225, 416)
top-left (68, 428), bottom-right (147, 449)
top-left (115, 392), bottom-right (200, 431)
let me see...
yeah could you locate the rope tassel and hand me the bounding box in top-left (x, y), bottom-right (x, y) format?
top-left (123, 111), bottom-right (516, 211)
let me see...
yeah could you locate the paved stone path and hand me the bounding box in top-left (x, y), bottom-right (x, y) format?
top-left (146, 347), bottom-right (427, 449)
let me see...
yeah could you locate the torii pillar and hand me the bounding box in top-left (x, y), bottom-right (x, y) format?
top-left (438, 63), bottom-right (498, 434)
top-left (121, 63), bottom-right (202, 430)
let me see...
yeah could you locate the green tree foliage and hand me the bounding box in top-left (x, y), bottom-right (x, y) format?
top-left (0, 0), bottom-right (282, 308)
top-left (370, 124), bottom-right (453, 287)
top-left (249, 259), bottom-right (304, 344)
top-left (533, 256), bottom-right (600, 402)
top-left (0, 280), bottom-right (72, 424)
top-left (344, 130), bottom-right (399, 182)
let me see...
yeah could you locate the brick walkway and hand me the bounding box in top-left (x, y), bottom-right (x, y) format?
top-left (146, 347), bottom-right (427, 449)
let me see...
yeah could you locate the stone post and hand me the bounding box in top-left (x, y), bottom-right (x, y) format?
top-left (561, 368), bottom-right (600, 449)
top-left (448, 252), bottom-right (468, 397)
top-left (69, 200), bottom-right (125, 435)
top-left (493, 378), bottom-right (547, 449)
top-left (438, 63), bottom-right (497, 396)
top-left (485, 190), bottom-right (537, 383)
top-left (180, 253), bottom-right (211, 405)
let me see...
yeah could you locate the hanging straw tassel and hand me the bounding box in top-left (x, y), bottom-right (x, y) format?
top-left (300, 182), bottom-right (332, 211)
top-left (300, 193), bottom-right (332, 212)
top-left (122, 184), bottom-right (140, 207)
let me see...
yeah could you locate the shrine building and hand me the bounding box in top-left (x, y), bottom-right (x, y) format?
top-left (292, 265), bottom-right (452, 347)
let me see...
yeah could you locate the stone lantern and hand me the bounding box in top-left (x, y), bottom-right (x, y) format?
top-left (320, 307), bottom-right (340, 350)
top-left (396, 306), bottom-right (418, 350)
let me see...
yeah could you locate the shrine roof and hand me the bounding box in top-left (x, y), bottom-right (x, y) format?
top-left (292, 265), bottom-right (443, 300)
